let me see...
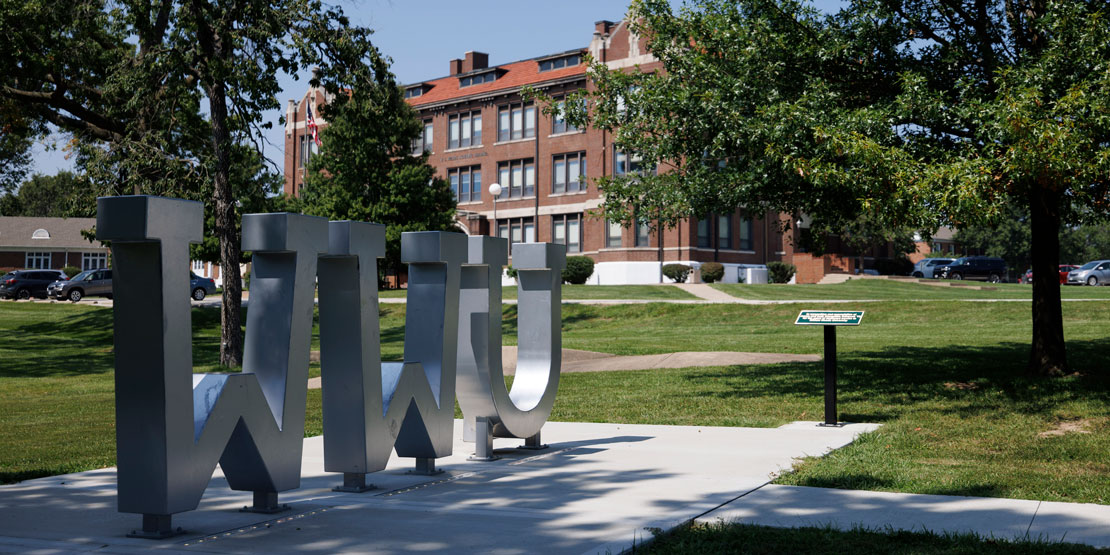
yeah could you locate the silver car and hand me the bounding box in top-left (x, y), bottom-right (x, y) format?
top-left (912, 258), bottom-right (954, 279)
top-left (48, 268), bottom-right (113, 302)
top-left (1067, 260), bottom-right (1110, 286)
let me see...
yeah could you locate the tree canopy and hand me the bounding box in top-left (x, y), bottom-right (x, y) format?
top-left (3, 0), bottom-right (394, 366)
top-left (298, 84), bottom-right (458, 277)
top-left (563, 0), bottom-right (1110, 375)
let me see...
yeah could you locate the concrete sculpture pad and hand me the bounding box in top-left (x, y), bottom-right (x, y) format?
top-left (0, 420), bottom-right (878, 554)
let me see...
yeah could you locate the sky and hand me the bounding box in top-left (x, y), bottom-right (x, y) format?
top-left (27, 0), bottom-right (843, 179)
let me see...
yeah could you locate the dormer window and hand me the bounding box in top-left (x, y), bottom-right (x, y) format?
top-left (404, 84), bottom-right (431, 98)
top-left (459, 72), bottom-right (496, 88)
top-left (32, 229), bottom-right (50, 239)
top-left (538, 53), bottom-right (581, 72)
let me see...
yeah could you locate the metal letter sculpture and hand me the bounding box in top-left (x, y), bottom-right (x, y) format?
top-left (318, 224), bottom-right (464, 490)
top-left (99, 196), bottom-right (327, 538)
top-left (456, 237), bottom-right (566, 459)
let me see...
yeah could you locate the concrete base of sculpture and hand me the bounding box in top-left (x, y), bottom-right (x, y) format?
top-left (0, 420), bottom-right (883, 554)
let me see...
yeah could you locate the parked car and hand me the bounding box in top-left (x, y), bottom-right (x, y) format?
top-left (1022, 268), bottom-right (1033, 284)
top-left (190, 273), bottom-right (217, 301)
top-left (49, 268), bottom-right (113, 302)
top-left (936, 257), bottom-right (1008, 282)
top-left (0, 269), bottom-right (67, 300)
top-left (1058, 265), bottom-right (1079, 284)
top-left (48, 270), bottom-right (218, 302)
top-left (912, 258), bottom-right (955, 279)
top-left (1066, 260), bottom-right (1110, 286)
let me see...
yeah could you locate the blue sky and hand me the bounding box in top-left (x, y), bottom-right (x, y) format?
top-left (27, 0), bottom-right (843, 179)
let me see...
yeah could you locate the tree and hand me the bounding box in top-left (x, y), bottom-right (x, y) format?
top-left (562, 0), bottom-right (1110, 376)
top-left (0, 172), bottom-right (83, 217)
top-left (298, 84), bottom-right (458, 280)
top-left (3, 0), bottom-right (390, 367)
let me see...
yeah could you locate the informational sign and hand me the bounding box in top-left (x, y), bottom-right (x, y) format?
top-left (795, 310), bottom-right (865, 326)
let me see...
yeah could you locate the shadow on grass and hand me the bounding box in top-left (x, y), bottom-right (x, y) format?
top-left (675, 338), bottom-right (1110, 424)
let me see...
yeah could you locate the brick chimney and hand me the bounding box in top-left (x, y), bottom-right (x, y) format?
top-left (595, 20), bottom-right (614, 35)
top-left (462, 51), bottom-right (489, 73)
top-left (450, 58), bottom-right (464, 75)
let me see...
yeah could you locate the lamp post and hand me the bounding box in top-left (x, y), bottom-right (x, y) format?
top-left (488, 183), bottom-right (502, 235)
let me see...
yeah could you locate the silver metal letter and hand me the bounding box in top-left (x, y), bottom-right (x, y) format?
top-left (98, 196), bottom-right (327, 537)
top-left (457, 238), bottom-right (565, 457)
top-left (318, 227), bottom-right (465, 488)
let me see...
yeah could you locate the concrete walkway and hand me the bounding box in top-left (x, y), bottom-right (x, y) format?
top-left (307, 347), bottom-right (819, 389)
top-left (697, 483), bottom-right (1110, 548)
top-left (670, 282), bottom-right (739, 301)
top-left (0, 420), bottom-right (880, 555)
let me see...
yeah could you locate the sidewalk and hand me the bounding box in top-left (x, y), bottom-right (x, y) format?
top-left (697, 483), bottom-right (1110, 548)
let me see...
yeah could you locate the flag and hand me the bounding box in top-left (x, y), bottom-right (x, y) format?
top-left (306, 103), bottom-right (321, 147)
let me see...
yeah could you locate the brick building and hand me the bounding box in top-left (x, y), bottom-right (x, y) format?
top-left (0, 217), bottom-right (109, 273)
top-left (284, 19), bottom-right (818, 284)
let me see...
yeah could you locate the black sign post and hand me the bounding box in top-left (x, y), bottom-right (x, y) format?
top-left (795, 311), bottom-right (865, 427)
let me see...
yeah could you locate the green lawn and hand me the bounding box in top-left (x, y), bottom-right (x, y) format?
top-left (711, 278), bottom-right (1110, 300)
top-left (645, 522), bottom-right (1103, 554)
top-left (1, 300), bottom-right (1108, 507)
top-left (380, 284), bottom-right (698, 300)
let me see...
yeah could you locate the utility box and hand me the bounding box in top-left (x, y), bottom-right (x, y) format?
top-left (744, 267), bottom-right (769, 284)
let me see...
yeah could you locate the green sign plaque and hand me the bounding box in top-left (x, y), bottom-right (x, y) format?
top-left (795, 310), bottom-right (865, 326)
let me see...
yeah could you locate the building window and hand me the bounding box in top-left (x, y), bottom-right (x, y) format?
top-left (497, 159), bottom-right (535, 198)
top-left (448, 111), bottom-right (481, 149)
top-left (606, 220), bottom-right (623, 248)
top-left (83, 252), bottom-right (108, 271)
top-left (614, 147), bottom-right (653, 176)
top-left (696, 217), bottom-right (711, 248)
top-left (552, 98), bottom-right (582, 134)
top-left (25, 252), bottom-right (51, 269)
top-left (497, 217), bottom-right (535, 255)
top-left (448, 166), bottom-right (482, 204)
top-left (718, 214), bottom-right (732, 249)
top-left (552, 214), bottom-right (582, 253)
top-left (411, 120), bottom-right (433, 155)
top-left (404, 87), bottom-right (423, 98)
top-left (300, 135), bottom-right (316, 167)
top-left (635, 220), bottom-right (651, 247)
top-left (739, 214), bottom-right (753, 250)
top-left (498, 102), bottom-right (535, 142)
top-left (459, 72), bottom-right (496, 88)
top-left (538, 54), bottom-right (581, 72)
top-left (31, 228), bottom-right (50, 239)
top-left (192, 260), bottom-right (205, 273)
top-left (552, 152), bottom-right (587, 194)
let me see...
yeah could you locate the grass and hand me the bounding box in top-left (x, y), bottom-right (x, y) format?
top-left (379, 283), bottom-right (698, 300)
top-left (1, 299), bottom-right (1108, 508)
top-left (644, 522), bottom-right (1104, 554)
top-left (711, 278), bottom-right (1110, 300)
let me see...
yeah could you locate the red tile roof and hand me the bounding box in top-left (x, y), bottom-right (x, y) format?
top-left (406, 57), bottom-right (586, 108)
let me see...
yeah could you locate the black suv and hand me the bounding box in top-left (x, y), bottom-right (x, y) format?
top-left (937, 257), bottom-right (1008, 282)
top-left (0, 269), bottom-right (67, 299)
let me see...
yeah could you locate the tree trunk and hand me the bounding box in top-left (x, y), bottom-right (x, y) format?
top-left (1027, 185), bottom-right (1066, 376)
top-left (207, 81), bottom-right (243, 368)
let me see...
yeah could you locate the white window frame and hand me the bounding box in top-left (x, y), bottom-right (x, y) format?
top-left (25, 252), bottom-right (51, 269)
top-left (83, 252), bottom-right (109, 271)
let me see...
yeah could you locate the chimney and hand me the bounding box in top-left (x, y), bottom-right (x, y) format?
top-left (450, 58), bottom-right (464, 75)
top-left (462, 51), bottom-right (489, 73)
top-left (595, 20), bottom-right (614, 35)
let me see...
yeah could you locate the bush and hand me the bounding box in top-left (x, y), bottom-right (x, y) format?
top-left (61, 266), bottom-right (81, 278)
top-left (505, 265), bottom-right (518, 279)
top-left (767, 261), bottom-right (796, 284)
top-left (662, 263), bottom-right (693, 283)
top-left (700, 262), bottom-right (725, 283)
top-left (562, 256), bottom-right (595, 284)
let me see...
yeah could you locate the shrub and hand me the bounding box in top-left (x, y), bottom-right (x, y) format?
top-left (662, 263), bottom-right (693, 283)
top-left (61, 266), bottom-right (81, 278)
top-left (699, 262), bottom-right (724, 283)
top-left (505, 265), bottom-right (518, 279)
top-left (767, 261), bottom-right (796, 284)
top-left (562, 256), bottom-right (595, 284)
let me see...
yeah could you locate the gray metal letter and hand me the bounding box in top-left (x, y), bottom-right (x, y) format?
top-left (318, 227), bottom-right (464, 486)
top-left (456, 238), bottom-right (565, 454)
top-left (98, 196), bottom-right (326, 537)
